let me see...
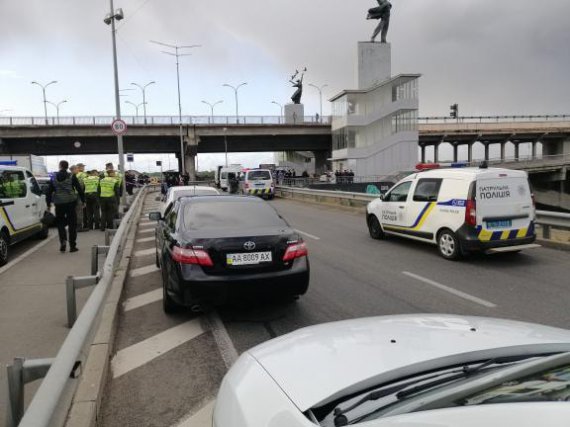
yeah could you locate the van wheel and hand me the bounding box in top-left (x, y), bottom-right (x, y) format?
top-left (367, 215), bottom-right (385, 240)
top-left (438, 229), bottom-right (461, 260)
top-left (0, 231), bottom-right (9, 266)
top-left (36, 224), bottom-right (49, 240)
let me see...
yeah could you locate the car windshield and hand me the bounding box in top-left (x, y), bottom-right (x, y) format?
top-left (182, 200), bottom-right (287, 230)
top-left (248, 170), bottom-right (271, 180)
top-left (174, 189), bottom-right (216, 199)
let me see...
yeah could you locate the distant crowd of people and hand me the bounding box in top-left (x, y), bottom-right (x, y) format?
top-left (335, 170), bottom-right (355, 184)
top-left (161, 172), bottom-right (191, 194)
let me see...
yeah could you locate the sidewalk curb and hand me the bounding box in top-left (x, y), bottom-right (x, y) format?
top-left (536, 238), bottom-right (570, 251)
top-left (64, 192), bottom-right (148, 427)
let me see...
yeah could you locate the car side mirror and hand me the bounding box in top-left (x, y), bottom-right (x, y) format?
top-left (379, 194), bottom-right (384, 201)
top-left (148, 212), bottom-right (161, 221)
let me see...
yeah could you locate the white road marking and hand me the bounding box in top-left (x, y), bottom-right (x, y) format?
top-left (402, 271), bottom-right (497, 308)
top-left (134, 248), bottom-right (156, 257)
top-left (0, 233), bottom-right (58, 276)
top-left (204, 311), bottom-right (239, 370)
top-left (111, 319), bottom-right (205, 379)
top-left (123, 288), bottom-right (162, 312)
top-left (295, 229), bottom-right (320, 240)
top-left (129, 264), bottom-right (160, 278)
top-left (175, 400), bottom-right (216, 427)
top-left (139, 220), bottom-right (154, 225)
top-left (136, 236), bottom-right (155, 243)
top-left (138, 227), bottom-right (155, 234)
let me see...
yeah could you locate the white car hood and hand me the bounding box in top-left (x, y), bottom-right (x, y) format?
top-left (247, 314), bottom-right (570, 412)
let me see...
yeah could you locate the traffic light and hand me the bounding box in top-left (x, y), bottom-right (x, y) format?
top-left (450, 103), bottom-right (459, 119)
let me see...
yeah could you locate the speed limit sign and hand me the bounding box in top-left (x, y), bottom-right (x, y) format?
top-left (111, 119), bottom-right (128, 136)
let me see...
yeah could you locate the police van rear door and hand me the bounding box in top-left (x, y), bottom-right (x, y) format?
top-left (476, 170), bottom-right (534, 236)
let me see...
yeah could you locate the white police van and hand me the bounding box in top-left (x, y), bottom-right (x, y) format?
top-left (240, 169), bottom-right (275, 199)
top-left (0, 165), bottom-right (49, 265)
top-left (366, 165), bottom-right (538, 259)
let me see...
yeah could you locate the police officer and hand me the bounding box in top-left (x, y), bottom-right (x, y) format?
top-left (99, 169), bottom-right (120, 232)
top-left (46, 160), bottom-right (85, 252)
top-left (76, 163), bottom-right (89, 229)
top-left (84, 170), bottom-right (101, 230)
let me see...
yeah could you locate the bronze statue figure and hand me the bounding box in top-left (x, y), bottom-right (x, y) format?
top-left (289, 68), bottom-right (306, 104)
top-left (367, 0), bottom-right (392, 43)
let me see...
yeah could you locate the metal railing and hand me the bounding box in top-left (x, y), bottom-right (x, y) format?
top-left (419, 115), bottom-right (570, 124)
top-left (535, 211), bottom-right (570, 238)
top-left (0, 115), bottom-right (332, 126)
top-left (6, 186), bottom-right (147, 427)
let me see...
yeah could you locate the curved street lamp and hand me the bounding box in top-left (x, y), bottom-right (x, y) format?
top-left (46, 100), bottom-right (67, 124)
top-left (130, 81), bottom-right (155, 124)
top-left (124, 100), bottom-right (146, 118)
top-left (31, 80), bottom-right (58, 124)
top-left (308, 83), bottom-right (328, 122)
top-left (271, 101), bottom-right (284, 123)
top-left (223, 82), bottom-right (247, 124)
top-left (201, 100), bottom-right (223, 123)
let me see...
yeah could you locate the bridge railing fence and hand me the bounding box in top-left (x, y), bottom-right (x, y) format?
top-left (419, 114), bottom-right (570, 124)
top-left (0, 115), bottom-right (332, 126)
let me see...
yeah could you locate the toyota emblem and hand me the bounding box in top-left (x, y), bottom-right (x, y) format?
top-left (243, 241), bottom-right (256, 251)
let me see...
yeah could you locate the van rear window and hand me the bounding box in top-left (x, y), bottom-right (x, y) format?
top-left (248, 170), bottom-right (271, 180)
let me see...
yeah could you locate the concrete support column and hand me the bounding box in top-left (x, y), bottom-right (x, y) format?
top-left (467, 142), bottom-right (473, 163)
top-left (420, 145), bottom-right (426, 163)
top-left (532, 141), bottom-right (537, 159)
top-left (184, 153), bottom-right (196, 181)
top-left (312, 150), bottom-right (331, 176)
top-left (184, 128), bottom-right (199, 181)
top-left (514, 142), bottom-right (520, 161)
top-left (500, 142), bottom-right (506, 161)
top-left (484, 143), bottom-right (490, 161)
top-left (434, 143), bottom-right (440, 163)
top-left (453, 144), bottom-right (458, 163)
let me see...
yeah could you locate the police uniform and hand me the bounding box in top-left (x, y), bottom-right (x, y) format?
top-left (84, 174), bottom-right (101, 230)
top-left (99, 175), bottom-right (120, 231)
top-left (75, 170), bottom-right (88, 231)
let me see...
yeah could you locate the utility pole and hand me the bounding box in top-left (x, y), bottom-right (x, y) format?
top-left (104, 1), bottom-right (127, 207)
top-left (150, 41), bottom-right (200, 176)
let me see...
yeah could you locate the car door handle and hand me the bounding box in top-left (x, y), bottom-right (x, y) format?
top-left (398, 206), bottom-right (405, 209)
top-left (25, 205), bottom-right (30, 208)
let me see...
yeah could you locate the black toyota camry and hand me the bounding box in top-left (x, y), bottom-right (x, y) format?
top-left (149, 196), bottom-right (310, 313)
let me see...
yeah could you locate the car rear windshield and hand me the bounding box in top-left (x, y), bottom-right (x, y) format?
top-left (248, 170), bottom-right (271, 180)
top-left (175, 189), bottom-right (215, 198)
top-left (182, 200), bottom-right (286, 230)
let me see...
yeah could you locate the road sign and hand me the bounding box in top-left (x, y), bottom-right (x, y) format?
top-left (111, 119), bottom-right (128, 135)
top-left (126, 153), bottom-right (134, 162)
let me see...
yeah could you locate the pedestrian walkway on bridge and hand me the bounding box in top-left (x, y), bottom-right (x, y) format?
top-left (0, 229), bottom-right (106, 418)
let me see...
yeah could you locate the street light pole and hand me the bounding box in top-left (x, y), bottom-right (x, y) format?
top-left (31, 80), bottom-right (57, 125)
top-left (104, 0), bottom-right (127, 207)
top-left (271, 101), bottom-right (283, 123)
top-left (125, 101), bottom-right (144, 117)
top-left (201, 100), bottom-right (223, 123)
top-left (131, 81), bottom-right (155, 124)
top-left (223, 82), bottom-right (247, 124)
top-left (47, 100), bottom-right (67, 124)
top-left (150, 41), bottom-right (200, 176)
top-left (308, 83), bottom-right (328, 122)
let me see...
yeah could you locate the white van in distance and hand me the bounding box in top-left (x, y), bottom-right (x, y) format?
top-left (366, 165), bottom-right (538, 259)
top-left (241, 169), bottom-right (275, 199)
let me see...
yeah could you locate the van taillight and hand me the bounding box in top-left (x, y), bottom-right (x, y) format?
top-left (172, 246), bottom-right (214, 267)
top-left (465, 200), bottom-right (477, 227)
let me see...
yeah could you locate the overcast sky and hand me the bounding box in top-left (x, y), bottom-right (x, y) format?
top-left (1, 0), bottom-right (569, 171)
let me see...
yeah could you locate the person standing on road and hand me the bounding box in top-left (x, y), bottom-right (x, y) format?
top-left (46, 160), bottom-right (85, 253)
top-left (84, 170), bottom-right (101, 231)
top-left (99, 169), bottom-right (120, 232)
top-left (75, 163), bottom-right (88, 231)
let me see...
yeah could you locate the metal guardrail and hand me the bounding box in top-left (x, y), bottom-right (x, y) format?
top-left (0, 115), bottom-right (332, 126)
top-left (418, 115), bottom-right (570, 124)
top-left (6, 186), bottom-right (148, 427)
top-left (276, 187), bottom-right (570, 234)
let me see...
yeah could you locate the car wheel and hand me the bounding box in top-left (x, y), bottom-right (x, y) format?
top-left (0, 231), bottom-right (9, 266)
top-left (36, 224), bottom-right (49, 240)
top-left (367, 215), bottom-right (384, 240)
top-left (437, 229), bottom-right (461, 260)
top-left (161, 267), bottom-right (178, 314)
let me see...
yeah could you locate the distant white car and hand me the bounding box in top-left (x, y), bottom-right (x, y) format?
top-left (160, 185), bottom-right (219, 216)
top-left (214, 314), bottom-right (570, 427)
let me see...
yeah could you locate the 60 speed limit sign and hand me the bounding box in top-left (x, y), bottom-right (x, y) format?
top-left (111, 119), bottom-right (128, 136)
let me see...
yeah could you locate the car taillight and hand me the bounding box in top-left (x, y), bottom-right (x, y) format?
top-left (465, 199), bottom-right (477, 227)
top-left (172, 246), bottom-right (214, 267)
top-left (283, 242), bottom-right (308, 262)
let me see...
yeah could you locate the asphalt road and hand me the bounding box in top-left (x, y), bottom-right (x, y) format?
top-left (100, 195), bottom-right (570, 426)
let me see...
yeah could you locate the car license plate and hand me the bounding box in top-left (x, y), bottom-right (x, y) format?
top-left (227, 251), bottom-right (272, 266)
top-left (486, 220), bottom-right (512, 229)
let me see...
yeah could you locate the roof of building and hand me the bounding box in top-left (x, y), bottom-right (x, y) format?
top-left (329, 73), bottom-right (421, 102)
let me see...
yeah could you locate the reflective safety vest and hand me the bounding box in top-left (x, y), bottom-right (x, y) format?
top-left (84, 175), bottom-right (100, 194)
top-left (105, 171), bottom-right (122, 185)
top-left (77, 171), bottom-right (88, 185)
top-left (100, 176), bottom-right (118, 198)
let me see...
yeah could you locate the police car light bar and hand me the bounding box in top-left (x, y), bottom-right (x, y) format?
top-left (0, 160), bottom-right (18, 166)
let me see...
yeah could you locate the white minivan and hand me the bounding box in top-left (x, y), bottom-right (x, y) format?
top-left (240, 169), bottom-right (274, 199)
top-left (366, 166), bottom-right (537, 259)
top-left (0, 166), bottom-right (49, 265)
